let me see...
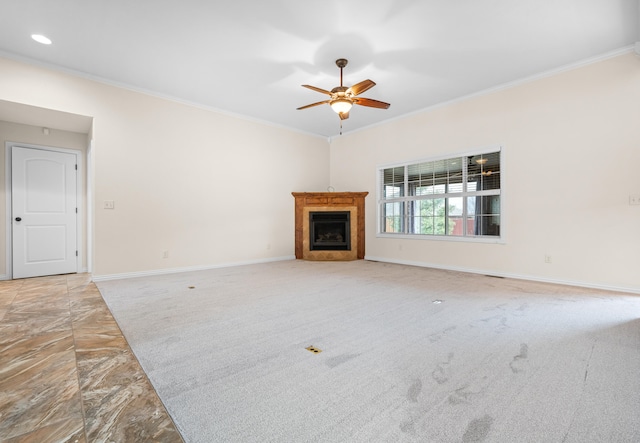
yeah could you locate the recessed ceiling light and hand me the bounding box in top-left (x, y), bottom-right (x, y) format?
top-left (31, 34), bottom-right (52, 45)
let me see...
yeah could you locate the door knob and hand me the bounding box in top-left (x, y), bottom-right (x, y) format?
top-left (15, 217), bottom-right (22, 222)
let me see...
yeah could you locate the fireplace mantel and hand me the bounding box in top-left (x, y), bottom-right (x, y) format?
top-left (292, 192), bottom-right (368, 260)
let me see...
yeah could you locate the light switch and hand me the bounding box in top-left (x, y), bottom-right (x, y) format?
top-left (104, 200), bottom-right (115, 209)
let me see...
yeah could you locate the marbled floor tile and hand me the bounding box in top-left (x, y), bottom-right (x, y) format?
top-left (0, 352), bottom-right (83, 440)
top-left (0, 280), bottom-right (25, 295)
top-left (0, 288), bottom-right (19, 305)
top-left (69, 301), bottom-right (108, 320)
top-left (82, 383), bottom-right (183, 443)
top-left (84, 389), bottom-right (182, 443)
top-left (4, 417), bottom-right (86, 443)
top-left (70, 296), bottom-right (114, 319)
top-left (71, 308), bottom-right (122, 338)
top-left (70, 302), bottom-right (124, 344)
top-left (1, 273), bottom-right (183, 442)
top-left (66, 274), bottom-right (94, 292)
top-left (18, 283), bottom-right (68, 300)
top-left (0, 310), bottom-right (72, 337)
top-left (75, 347), bottom-right (144, 396)
top-left (15, 291), bottom-right (69, 305)
top-left (12, 282), bottom-right (69, 299)
top-left (68, 282), bottom-right (108, 300)
top-left (76, 348), bottom-right (183, 442)
top-left (0, 282), bottom-right (22, 321)
top-left (0, 331), bottom-right (74, 384)
top-left (73, 330), bottom-right (129, 354)
top-left (9, 297), bottom-right (69, 316)
top-left (68, 287), bottom-right (103, 305)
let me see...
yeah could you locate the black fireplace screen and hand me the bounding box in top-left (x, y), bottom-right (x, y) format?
top-left (309, 211), bottom-right (351, 251)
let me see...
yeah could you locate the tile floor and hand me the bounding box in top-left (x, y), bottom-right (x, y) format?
top-left (0, 273), bottom-right (183, 442)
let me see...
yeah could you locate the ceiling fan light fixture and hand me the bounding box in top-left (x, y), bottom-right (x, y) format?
top-left (330, 98), bottom-right (353, 114)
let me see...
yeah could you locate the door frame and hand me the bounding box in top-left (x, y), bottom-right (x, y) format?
top-left (5, 142), bottom-right (85, 279)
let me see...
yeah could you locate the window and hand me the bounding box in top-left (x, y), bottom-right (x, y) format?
top-left (379, 149), bottom-right (501, 240)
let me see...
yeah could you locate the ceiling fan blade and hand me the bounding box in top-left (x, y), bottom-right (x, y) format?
top-left (348, 79), bottom-right (376, 96)
top-left (339, 111), bottom-right (349, 120)
top-left (302, 84), bottom-right (332, 96)
top-left (353, 97), bottom-right (390, 109)
top-left (297, 100), bottom-right (330, 110)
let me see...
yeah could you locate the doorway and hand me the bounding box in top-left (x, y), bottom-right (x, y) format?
top-left (8, 145), bottom-right (81, 279)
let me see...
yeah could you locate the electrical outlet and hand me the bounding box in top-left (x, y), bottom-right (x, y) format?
top-left (162, 250), bottom-right (169, 259)
top-left (629, 195), bottom-right (640, 205)
top-left (544, 255), bottom-right (552, 264)
top-left (103, 200), bottom-right (115, 209)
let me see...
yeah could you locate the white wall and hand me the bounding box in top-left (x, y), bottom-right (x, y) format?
top-left (0, 121), bottom-right (89, 277)
top-left (1, 53), bottom-right (638, 291)
top-left (329, 53), bottom-right (640, 292)
top-left (0, 57), bottom-right (329, 278)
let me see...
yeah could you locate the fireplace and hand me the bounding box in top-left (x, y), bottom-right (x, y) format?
top-left (292, 192), bottom-right (368, 261)
top-left (310, 211), bottom-right (350, 251)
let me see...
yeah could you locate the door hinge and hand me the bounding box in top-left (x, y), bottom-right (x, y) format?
top-left (76, 208), bottom-right (78, 213)
top-left (76, 251), bottom-right (78, 257)
top-left (75, 164), bottom-right (78, 170)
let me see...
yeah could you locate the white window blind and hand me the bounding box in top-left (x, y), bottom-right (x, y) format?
top-left (378, 149), bottom-right (501, 239)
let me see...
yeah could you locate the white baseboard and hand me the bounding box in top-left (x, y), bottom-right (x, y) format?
top-left (91, 255), bottom-right (296, 282)
top-left (4, 257), bottom-right (638, 294)
top-left (364, 255), bottom-right (640, 295)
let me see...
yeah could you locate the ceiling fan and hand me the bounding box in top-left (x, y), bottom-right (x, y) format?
top-left (297, 58), bottom-right (390, 121)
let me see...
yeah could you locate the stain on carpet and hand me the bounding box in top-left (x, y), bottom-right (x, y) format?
top-left (462, 415), bottom-right (494, 442)
top-left (407, 378), bottom-right (422, 403)
top-left (448, 378), bottom-right (487, 405)
top-left (399, 417), bottom-right (416, 436)
top-left (428, 325), bottom-right (457, 343)
top-left (325, 353), bottom-right (359, 368)
top-left (510, 343), bottom-right (529, 373)
top-left (432, 352), bottom-right (454, 384)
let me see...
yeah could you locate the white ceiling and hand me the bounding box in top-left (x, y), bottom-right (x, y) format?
top-left (0, 0), bottom-right (638, 138)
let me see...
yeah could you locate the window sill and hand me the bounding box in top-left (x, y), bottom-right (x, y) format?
top-left (376, 233), bottom-right (505, 244)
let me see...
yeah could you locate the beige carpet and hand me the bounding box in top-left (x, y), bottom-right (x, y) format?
top-left (96, 260), bottom-right (640, 442)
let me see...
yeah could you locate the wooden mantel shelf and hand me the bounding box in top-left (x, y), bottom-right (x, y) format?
top-left (292, 192), bottom-right (368, 260)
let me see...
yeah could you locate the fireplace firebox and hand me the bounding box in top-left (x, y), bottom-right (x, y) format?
top-left (310, 211), bottom-right (351, 251)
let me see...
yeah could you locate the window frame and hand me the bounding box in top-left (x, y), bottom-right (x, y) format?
top-left (377, 146), bottom-right (505, 244)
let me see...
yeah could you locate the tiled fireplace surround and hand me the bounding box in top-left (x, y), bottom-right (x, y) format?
top-left (292, 192), bottom-right (368, 261)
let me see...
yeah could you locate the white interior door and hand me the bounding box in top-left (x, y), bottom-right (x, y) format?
top-left (12, 146), bottom-right (77, 279)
